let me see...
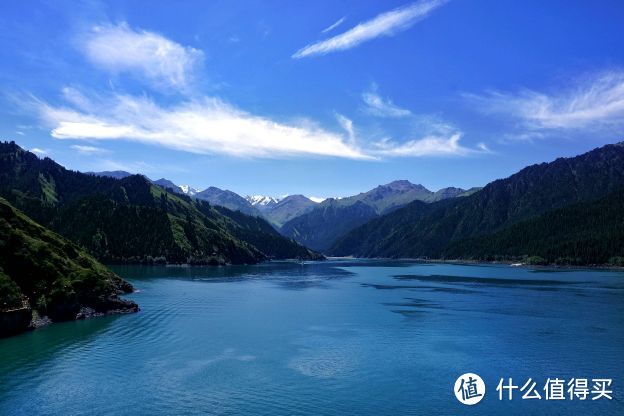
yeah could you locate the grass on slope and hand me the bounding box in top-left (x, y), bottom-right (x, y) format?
top-left (0, 197), bottom-right (135, 321)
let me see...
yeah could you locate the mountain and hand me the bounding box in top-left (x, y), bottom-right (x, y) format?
top-left (430, 186), bottom-right (478, 201)
top-left (152, 178), bottom-right (199, 196)
top-left (195, 187), bottom-right (260, 216)
top-left (0, 197), bottom-right (137, 337)
top-left (246, 195), bottom-right (282, 207)
top-left (251, 194), bottom-right (317, 228)
top-left (280, 201), bottom-right (378, 252)
top-left (87, 170), bottom-right (133, 179)
top-left (97, 174), bottom-right (315, 226)
top-left (152, 177), bottom-right (179, 190)
top-left (330, 142), bottom-right (624, 263)
top-left (150, 177), bottom-right (258, 216)
top-left (0, 142), bottom-right (321, 264)
top-left (280, 180), bottom-right (468, 252)
top-left (90, 174), bottom-right (200, 197)
top-left (441, 188), bottom-right (624, 265)
top-left (212, 206), bottom-right (321, 260)
top-left (178, 184), bottom-right (199, 196)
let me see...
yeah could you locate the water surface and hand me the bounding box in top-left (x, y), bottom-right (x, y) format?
top-left (1, 260), bottom-right (622, 415)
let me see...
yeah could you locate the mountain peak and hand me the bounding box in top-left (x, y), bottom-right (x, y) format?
top-left (152, 178), bottom-right (198, 196)
top-left (383, 180), bottom-right (429, 192)
top-left (246, 195), bottom-right (282, 206)
top-left (178, 184), bottom-right (198, 196)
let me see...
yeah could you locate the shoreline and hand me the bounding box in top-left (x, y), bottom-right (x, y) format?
top-left (0, 295), bottom-right (139, 340)
top-left (324, 256), bottom-right (624, 271)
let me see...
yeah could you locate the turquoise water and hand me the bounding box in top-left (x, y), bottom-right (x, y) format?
top-left (1, 260), bottom-right (623, 415)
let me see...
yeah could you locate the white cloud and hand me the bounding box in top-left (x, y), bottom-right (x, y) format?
top-left (83, 22), bottom-right (203, 90)
top-left (373, 133), bottom-right (476, 157)
top-left (91, 159), bottom-right (155, 175)
top-left (293, 0), bottom-right (448, 58)
top-left (38, 91), bottom-right (371, 160)
top-left (335, 113), bottom-right (355, 144)
top-left (476, 142), bottom-right (490, 152)
top-left (362, 85), bottom-right (411, 117)
top-left (31, 148), bottom-right (48, 155)
top-left (34, 88), bottom-right (483, 160)
top-left (321, 17), bottom-right (346, 34)
top-left (466, 71), bottom-right (624, 131)
top-left (70, 144), bottom-right (111, 155)
top-left (28, 21), bottom-right (484, 161)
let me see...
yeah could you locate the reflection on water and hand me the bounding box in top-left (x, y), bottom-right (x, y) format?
top-left (1, 260), bottom-right (623, 415)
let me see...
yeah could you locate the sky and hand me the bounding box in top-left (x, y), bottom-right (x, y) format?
top-left (1, 0), bottom-right (623, 198)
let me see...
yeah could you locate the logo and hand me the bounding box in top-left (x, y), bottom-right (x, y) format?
top-left (454, 373), bottom-right (486, 405)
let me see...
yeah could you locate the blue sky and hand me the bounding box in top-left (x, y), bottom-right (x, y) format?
top-left (1, 0), bottom-right (623, 198)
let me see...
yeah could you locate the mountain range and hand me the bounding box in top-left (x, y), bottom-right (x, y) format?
top-left (279, 181), bottom-right (478, 251)
top-left (88, 172), bottom-right (321, 227)
top-left (12, 140), bottom-right (624, 267)
top-left (1, 142), bottom-right (320, 265)
top-left (88, 172), bottom-right (474, 251)
top-left (330, 142), bottom-right (624, 265)
top-left (3, 139), bottom-right (624, 337)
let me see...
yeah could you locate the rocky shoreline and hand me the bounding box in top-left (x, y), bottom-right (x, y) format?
top-left (1, 295), bottom-right (139, 339)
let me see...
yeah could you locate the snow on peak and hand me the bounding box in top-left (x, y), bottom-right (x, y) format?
top-left (245, 195), bottom-right (282, 206)
top-left (308, 196), bottom-right (325, 203)
top-left (178, 184), bottom-right (199, 196)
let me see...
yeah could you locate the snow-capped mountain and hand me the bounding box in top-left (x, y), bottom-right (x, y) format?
top-left (152, 179), bottom-right (198, 196)
top-left (179, 184), bottom-right (199, 196)
top-left (245, 195), bottom-right (283, 206)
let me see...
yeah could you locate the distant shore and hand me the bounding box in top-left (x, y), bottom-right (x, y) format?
top-left (324, 256), bottom-right (624, 271)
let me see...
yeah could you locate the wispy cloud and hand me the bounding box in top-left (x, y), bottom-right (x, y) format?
top-left (293, 0), bottom-right (448, 58)
top-left (372, 133), bottom-right (477, 157)
top-left (82, 22), bottom-right (203, 90)
top-left (335, 113), bottom-right (355, 144)
top-left (90, 159), bottom-right (156, 175)
top-left (362, 84), bottom-right (411, 117)
top-left (27, 20), bottom-right (483, 161)
top-left (321, 17), bottom-right (346, 34)
top-left (31, 148), bottom-right (48, 156)
top-left (33, 88), bottom-right (483, 160)
top-left (466, 71), bottom-right (624, 131)
top-left (37, 91), bottom-right (371, 160)
top-left (70, 144), bottom-right (111, 155)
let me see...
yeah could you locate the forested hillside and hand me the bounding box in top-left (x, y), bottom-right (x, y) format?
top-left (0, 142), bottom-right (320, 264)
top-left (441, 188), bottom-right (624, 265)
top-left (0, 197), bottom-right (137, 336)
top-left (330, 142), bottom-right (624, 264)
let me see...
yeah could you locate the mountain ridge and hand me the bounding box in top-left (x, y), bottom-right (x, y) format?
top-left (0, 142), bottom-right (321, 264)
top-left (329, 142), bottom-right (624, 263)
top-left (280, 180), bottom-right (472, 251)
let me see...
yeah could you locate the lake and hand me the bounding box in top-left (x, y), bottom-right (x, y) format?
top-left (0, 260), bottom-right (622, 415)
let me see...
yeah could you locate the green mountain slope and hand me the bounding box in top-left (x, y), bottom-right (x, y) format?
top-left (195, 187), bottom-right (260, 217)
top-left (0, 197), bottom-right (137, 337)
top-left (0, 142), bottom-right (319, 264)
top-left (330, 142), bottom-right (624, 262)
top-left (441, 188), bottom-right (624, 265)
top-left (213, 206), bottom-right (322, 260)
